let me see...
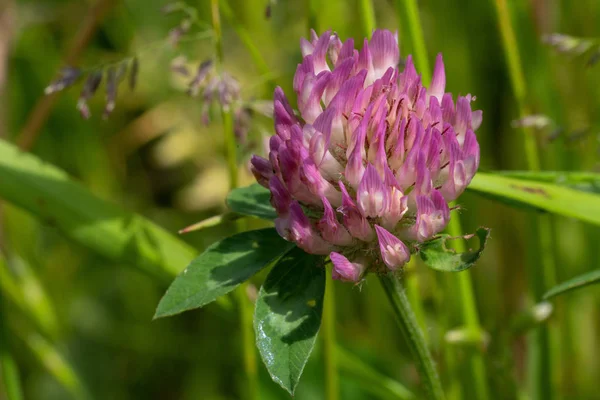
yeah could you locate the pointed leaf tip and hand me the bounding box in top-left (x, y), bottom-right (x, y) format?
top-left (543, 269), bottom-right (600, 300)
top-left (154, 228), bottom-right (292, 319)
top-left (254, 247), bottom-right (326, 395)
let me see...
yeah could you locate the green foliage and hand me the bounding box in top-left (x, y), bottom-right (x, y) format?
top-left (226, 184), bottom-right (276, 220)
top-left (254, 247), bottom-right (325, 395)
top-left (495, 170), bottom-right (600, 194)
top-left (155, 228), bottom-right (292, 318)
top-left (0, 139), bottom-right (196, 279)
top-left (419, 228), bottom-right (491, 272)
top-left (337, 346), bottom-right (415, 400)
top-left (469, 172), bottom-right (600, 225)
top-left (3, 0), bottom-right (600, 398)
top-left (544, 269), bottom-right (600, 299)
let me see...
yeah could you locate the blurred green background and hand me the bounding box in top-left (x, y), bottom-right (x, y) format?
top-left (1, 0), bottom-right (599, 399)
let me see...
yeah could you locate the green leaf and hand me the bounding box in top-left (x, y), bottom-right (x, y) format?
top-left (494, 170), bottom-right (600, 194)
top-left (226, 184), bottom-right (276, 220)
top-left (543, 269), bottom-right (600, 300)
top-left (420, 228), bottom-right (491, 272)
top-left (467, 172), bottom-right (600, 226)
top-left (254, 247), bottom-right (325, 395)
top-left (0, 139), bottom-right (196, 279)
top-left (155, 228), bottom-right (292, 318)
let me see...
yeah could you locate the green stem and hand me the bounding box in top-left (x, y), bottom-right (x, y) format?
top-left (405, 261), bottom-right (429, 343)
top-left (322, 274), bottom-right (339, 400)
top-left (210, 2), bottom-right (257, 399)
top-left (396, 1), bottom-right (489, 398)
top-left (447, 218), bottom-right (491, 400)
top-left (237, 285), bottom-right (258, 400)
top-left (491, 1), bottom-right (557, 398)
top-left (491, 0), bottom-right (538, 169)
top-left (379, 273), bottom-right (445, 400)
top-left (307, 0), bottom-right (320, 33)
top-left (219, 0), bottom-right (274, 91)
top-left (358, 0), bottom-right (376, 38)
top-left (394, 0), bottom-right (431, 84)
top-left (0, 294), bottom-right (24, 400)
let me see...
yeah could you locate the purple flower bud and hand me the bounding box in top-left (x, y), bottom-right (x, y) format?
top-left (330, 252), bottom-right (365, 282)
top-left (375, 225), bottom-right (410, 270)
top-left (254, 29), bottom-right (482, 281)
top-left (428, 53), bottom-right (446, 102)
top-left (250, 155), bottom-right (273, 188)
top-left (286, 202), bottom-right (333, 255)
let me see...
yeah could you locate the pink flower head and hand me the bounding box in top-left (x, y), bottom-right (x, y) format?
top-left (251, 30), bottom-right (482, 282)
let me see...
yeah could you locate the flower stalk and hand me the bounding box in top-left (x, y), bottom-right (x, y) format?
top-left (379, 273), bottom-right (445, 400)
top-left (395, 2), bottom-right (490, 399)
top-left (322, 273), bottom-right (339, 400)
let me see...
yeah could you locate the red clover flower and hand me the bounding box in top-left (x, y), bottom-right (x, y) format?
top-left (251, 29), bottom-right (482, 283)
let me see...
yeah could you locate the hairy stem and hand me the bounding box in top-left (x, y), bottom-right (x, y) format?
top-left (396, 1), bottom-right (490, 398)
top-left (322, 274), bottom-right (339, 400)
top-left (379, 273), bottom-right (445, 400)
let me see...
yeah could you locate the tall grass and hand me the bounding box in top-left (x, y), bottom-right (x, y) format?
top-left (1, 0), bottom-right (599, 399)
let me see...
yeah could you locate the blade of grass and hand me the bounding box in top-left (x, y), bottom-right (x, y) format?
top-left (395, 1), bottom-right (490, 398)
top-left (0, 254), bottom-right (59, 339)
top-left (1, 252), bottom-right (94, 399)
top-left (491, 1), bottom-right (558, 398)
top-left (493, 170), bottom-right (600, 189)
top-left (219, 0), bottom-right (274, 91)
top-left (210, 2), bottom-right (258, 399)
top-left (358, 0), bottom-right (376, 38)
top-left (0, 138), bottom-right (196, 280)
top-left (468, 172), bottom-right (600, 225)
top-left (337, 346), bottom-right (415, 399)
top-left (543, 269), bottom-right (600, 300)
top-left (24, 332), bottom-right (91, 400)
top-left (0, 293), bottom-right (24, 400)
top-left (394, 0), bottom-right (430, 83)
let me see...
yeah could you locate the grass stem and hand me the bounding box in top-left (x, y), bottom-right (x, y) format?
top-left (358, 0), bottom-right (376, 38)
top-left (394, 0), bottom-right (431, 83)
top-left (211, 2), bottom-right (258, 399)
top-left (491, 1), bottom-right (558, 398)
